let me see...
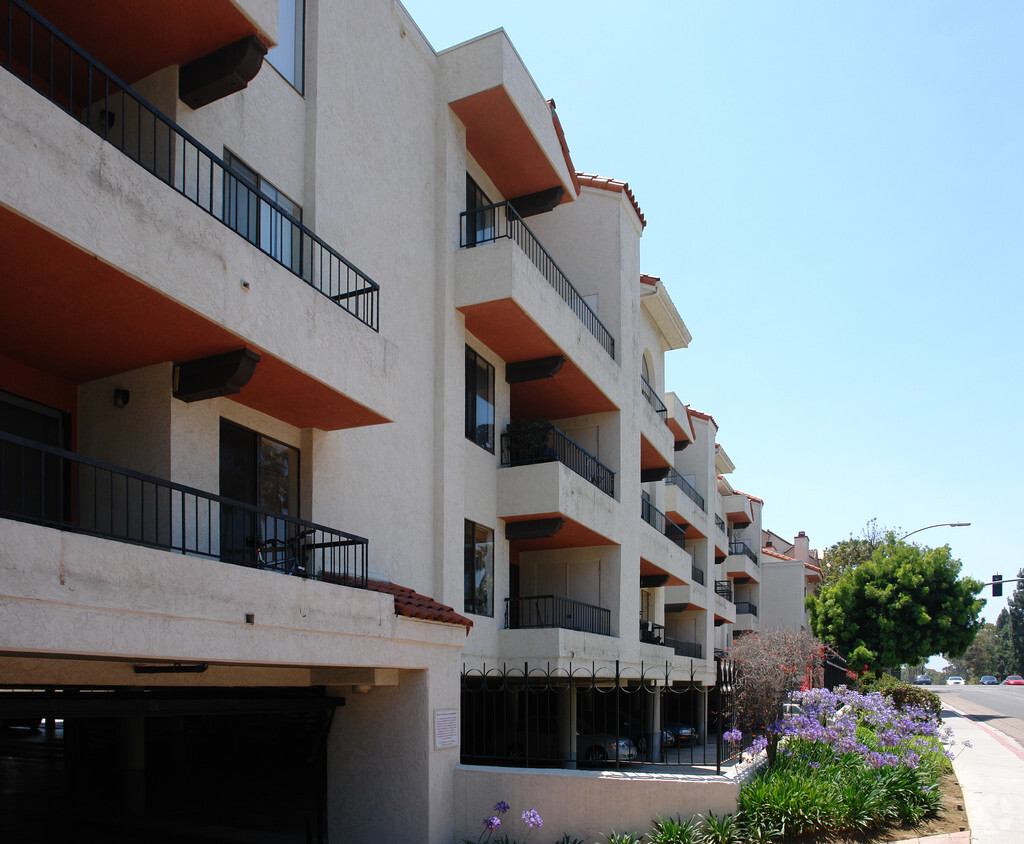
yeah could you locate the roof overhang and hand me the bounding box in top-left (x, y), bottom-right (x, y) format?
top-left (640, 277), bottom-right (691, 350)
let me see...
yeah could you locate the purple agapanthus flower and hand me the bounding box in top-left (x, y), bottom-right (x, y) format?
top-left (483, 817), bottom-right (501, 831)
top-left (723, 728), bottom-right (743, 743)
top-left (493, 801), bottom-right (510, 814)
top-left (522, 809), bottom-right (543, 829)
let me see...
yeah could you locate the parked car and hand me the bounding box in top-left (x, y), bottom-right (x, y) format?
top-left (1001, 675), bottom-right (1024, 686)
top-left (663, 723), bottom-right (699, 747)
top-left (980, 675), bottom-right (998, 685)
top-left (914, 674), bottom-right (932, 685)
top-left (946, 676), bottom-right (965, 685)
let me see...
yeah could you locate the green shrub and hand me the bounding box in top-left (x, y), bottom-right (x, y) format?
top-left (646, 814), bottom-right (700, 844)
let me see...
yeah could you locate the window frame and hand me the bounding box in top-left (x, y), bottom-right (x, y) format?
top-left (464, 519), bottom-right (495, 617)
top-left (266, 0), bottom-right (305, 93)
top-left (464, 345), bottom-right (495, 453)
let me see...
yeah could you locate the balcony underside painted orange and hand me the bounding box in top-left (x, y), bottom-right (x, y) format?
top-left (460, 298), bottom-right (616, 418)
top-left (503, 512), bottom-right (614, 552)
top-left (639, 557), bottom-right (683, 587)
top-left (666, 415), bottom-right (692, 444)
top-left (450, 87), bottom-right (570, 204)
top-left (24, 0), bottom-right (265, 85)
top-left (0, 206), bottom-right (386, 431)
top-left (640, 433), bottom-right (671, 471)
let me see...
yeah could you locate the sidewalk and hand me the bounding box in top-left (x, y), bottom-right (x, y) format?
top-left (941, 707), bottom-right (1024, 844)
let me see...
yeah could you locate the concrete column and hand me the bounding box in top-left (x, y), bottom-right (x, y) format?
top-left (116, 716), bottom-right (146, 815)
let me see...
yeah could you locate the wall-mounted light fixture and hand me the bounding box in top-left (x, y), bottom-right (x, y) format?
top-left (113, 388), bottom-right (130, 408)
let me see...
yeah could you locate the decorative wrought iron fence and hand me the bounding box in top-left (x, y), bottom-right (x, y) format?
top-left (460, 660), bottom-right (740, 773)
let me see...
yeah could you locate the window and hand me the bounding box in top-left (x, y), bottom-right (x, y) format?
top-left (266, 0), bottom-right (304, 92)
top-left (465, 346), bottom-right (495, 452)
top-left (219, 419), bottom-right (300, 565)
top-left (465, 174), bottom-right (495, 246)
top-left (223, 151), bottom-right (303, 274)
top-left (464, 520), bottom-right (494, 616)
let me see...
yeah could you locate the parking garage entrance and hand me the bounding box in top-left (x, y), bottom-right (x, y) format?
top-left (0, 687), bottom-right (342, 843)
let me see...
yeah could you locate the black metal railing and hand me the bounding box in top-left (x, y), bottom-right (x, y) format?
top-left (640, 619), bottom-right (665, 645)
top-left (0, 431), bottom-right (368, 586)
top-left (735, 602), bottom-right (758, 617)
top-left (666, 468), bottom-right (705, 511)
top-left (1, 0), bottom-right (379, 330)
top-left (691, 564), bottom-right (705, 586)
top-left (714, 580), bottom-right (733, 602)
top-left (728, 540), bottom-right (759, 565)
top-left (640, 374), bottom-right (667, 418)
top-left (501, 424), bottom-right (614, 497)
top-left (665, 638), bottom-right (702, 659)
top-left (641, 497), bottom-right (688, 549)
top-left (715, 514), bottom-right (726, 533)
top-left (460, 201), bottom-right (614, 359)
top-left (505, 595), bottom-right (610, 636)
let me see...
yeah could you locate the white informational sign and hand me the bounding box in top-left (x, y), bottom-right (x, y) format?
top-left (434, 708), bottom-right (459, 750)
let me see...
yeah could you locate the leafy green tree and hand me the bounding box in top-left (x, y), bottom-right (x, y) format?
top-left (820, 518), bottom-right (889, 587)
top-left (956, 623), bottom-right (998, 682)
top-left (807, 533), bottom-right (984, 672)
top-left (994, 609), bottom-right (1017, 677)
top-left (1008, 568), bottom-right (1024, 675)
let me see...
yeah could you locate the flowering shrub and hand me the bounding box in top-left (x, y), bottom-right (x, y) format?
top-left (466, 800), bottom-right (543, 844)
top-left (738, 685), bottom-right (963, 839)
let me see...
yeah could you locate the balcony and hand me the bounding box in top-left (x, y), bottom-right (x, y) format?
top-left (641, 497), bottom-right (688, 550)
top-left (735, 602), bottom-right (758, 617)
top-left (1, 1), bottom-right (379, 330)
top-left (461, 203), bottom-right (614, 359)
top-left (0, 431), bottom-right (368, 586)
top-left (505, 595), bottom-right (610, 637)
top-left (664, 637), bottom-right (702, 659)
top-left (734, 600), bottom-right (759, 633)
top-left (666, 469), bottom-right (705, 512)
top-left (714, 580), bottom-right (734, 602)
top-left (729, 541), bottom-right (759, 565)
top-left (724, 540), bottom-right (761, 583)
top-left (691, 564), bottom-right (705, 586)
top-left (501, 422), bottom-right (613, 497)
top-left (715, 514), bottom-right (726, 533)
top-left (640, 374), bottom-right (667, 419)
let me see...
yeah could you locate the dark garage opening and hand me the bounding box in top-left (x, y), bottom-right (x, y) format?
top-left (0, 687), bottom-right (342, 843)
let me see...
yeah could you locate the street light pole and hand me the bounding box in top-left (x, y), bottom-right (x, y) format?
top-left (899, 522), bottom-right (970, 541)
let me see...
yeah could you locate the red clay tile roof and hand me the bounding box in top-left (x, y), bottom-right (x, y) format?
top-left (640, 273), bottom-right (659, 287)
top-left (734, 489), bottom-right (764, 505)
top-left (547, 100), bottom-right (581, 198)
top-left (576, 172), bottom-right (646, 229)
top-left (762, 546), bottom-right (797, 562)
top-left (688, 407), bottom-right (719, 429)
top-left (325, 575), bottom-right (473, 633)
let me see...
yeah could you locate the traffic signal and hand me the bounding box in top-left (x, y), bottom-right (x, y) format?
top-left (993, 574), bottom-right (1003, 597)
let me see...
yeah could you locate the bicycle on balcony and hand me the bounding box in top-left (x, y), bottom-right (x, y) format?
top-left (255, 528), bottom-right (313, 578)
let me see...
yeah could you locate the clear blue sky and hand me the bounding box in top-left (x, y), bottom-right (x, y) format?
top-left (402, 1), bottom-right (1024, 626)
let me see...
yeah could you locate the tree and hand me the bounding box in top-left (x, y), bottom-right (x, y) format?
top-left (727, 628), bottom-right (823, 764)
top-left (994, 609), bottom-right (1017, 677)
top-left (956, 623), bottom-right (998, 682)
top-left (807, 533), bottom-right (984, 673)
top-left (820, 518), bottom-right (889, 587)
top-left (1008, 568), bottom-right (1024, 675)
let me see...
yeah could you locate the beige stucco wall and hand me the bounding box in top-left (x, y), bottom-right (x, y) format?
top-left (454, 764), bottom-right (739, 843)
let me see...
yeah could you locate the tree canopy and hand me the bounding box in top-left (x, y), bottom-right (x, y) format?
top-left (807, 533), bottom-right (984, 672)
top-left (1007, 567), bottom-right (1024, 675)
top-left (820, 517), bottom-right (888, 587)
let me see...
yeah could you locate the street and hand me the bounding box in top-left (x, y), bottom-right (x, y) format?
top-left (933, 685), bottom-right (1024, 749)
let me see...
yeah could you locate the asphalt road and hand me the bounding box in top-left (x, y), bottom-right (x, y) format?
top-left (933, 685), bottom-right (1024, 749)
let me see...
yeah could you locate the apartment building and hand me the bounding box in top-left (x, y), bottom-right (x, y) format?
top-left (760, 529), bottom-right (824, 633)
top-left (0, 0), bottom-right (772, 840)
